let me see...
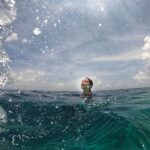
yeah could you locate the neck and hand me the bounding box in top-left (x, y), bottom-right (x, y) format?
top-left (83, 89), bottom-right (92, 96)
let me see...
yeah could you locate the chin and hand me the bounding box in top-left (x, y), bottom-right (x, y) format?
top-left (81, 87), bottom-right (86, 90)
top-left (83, 87), bottom-right (89, 90)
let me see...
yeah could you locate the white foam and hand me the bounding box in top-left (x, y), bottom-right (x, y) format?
top-left (0, 0), bottom-right (16, 26)
top-left (0, 106), bottom-right (7, 124)
top-left (0, 0), bottom-right (16, 88)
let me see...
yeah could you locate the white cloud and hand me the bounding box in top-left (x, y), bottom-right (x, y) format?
top-left (133, 71), bottom-right (148, 82)
top-left (11, 69), bottom-right (45, 82)
top-left (143, 36), bottom-right (150, 50)
top-left (5, 69), bottom-right (68, 91)
top-left (5, 32), bottom-right (18, 42)
top-left (90, 49), bottom-right (142, 62)
top-left (6, 69), bottom-right (46, 90)
top-left (133, 36), bottom-right (150, 83)
top-left (141, 52), bottom-right (150, 60)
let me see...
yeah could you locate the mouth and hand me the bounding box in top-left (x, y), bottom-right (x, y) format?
top-left (81, 84), bottom-right (90, 89)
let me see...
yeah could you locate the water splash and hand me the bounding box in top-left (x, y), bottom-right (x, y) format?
top-left (0, 0), bottom-right (16, 87)
top-left (0, 105), bottom-right (7, 134)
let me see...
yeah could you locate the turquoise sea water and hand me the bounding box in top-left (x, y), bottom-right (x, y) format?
top-left (0, 87), bottom-right (150, 150)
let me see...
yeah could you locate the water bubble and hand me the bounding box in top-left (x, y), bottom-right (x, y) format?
top-left (36, 16), bottom-right (39, 21)
top-left (11, 135), bottom-right (16, 145)
top-left (142, 144), bottom-right (145, 147)
top-left (8, 98), bottom-right (12, 102)
top-left (33, 27), bottom-right (42, 35)
top-left (8, 110), bottom-right (12, 113)
top-left (55, 105), bottom-right (59, 109)
top-left (17, 90), bottom-right (21, 94)
top-left (58, 19), bottom-right (61, 24)
top-left (98, 23), bottom-right (102, 27)
top-left (44, 19), bottom-right (48, 24)
top-left (10, 118), bottom-right (15, 122)
top-left (17, 114), bottom-right (22, 123)
top-left (53, 23), bottom-right (57, 28)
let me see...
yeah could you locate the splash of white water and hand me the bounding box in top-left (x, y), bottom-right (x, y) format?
top-left (0, 0), bottom-right (16, 87)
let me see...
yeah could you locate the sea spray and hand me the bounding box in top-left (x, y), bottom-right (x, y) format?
top-left (0, 0), bottom-right (16, 88)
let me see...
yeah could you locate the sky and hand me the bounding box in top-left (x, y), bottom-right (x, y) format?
top-left (1, 0), bottom-right (150, 91)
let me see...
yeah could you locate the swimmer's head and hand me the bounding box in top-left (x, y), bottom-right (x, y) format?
top-left (81, 77), bottom-right (93, 90)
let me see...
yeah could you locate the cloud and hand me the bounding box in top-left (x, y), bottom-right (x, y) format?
top-left (89, 49), bottom-right (142, 62)
top-left (141, 52), bottom-right (150, 60)
top-left (5, 69), bottom-right (70, 91)
top-left (6, 69), bottom-right (46, 90)
top-left (11, 69), bottom-right (45, 82)
top-left (143, 36), bottom-right (150, 50)
top-left (141, 36), bottom-right (150, 60)
top-left (134, 35), bottom-right (150, 83)
top-left (133, 71), bottom-right (148, 82)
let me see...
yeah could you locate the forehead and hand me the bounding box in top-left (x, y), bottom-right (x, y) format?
top-left (82, 79), bottom-right (89, 82)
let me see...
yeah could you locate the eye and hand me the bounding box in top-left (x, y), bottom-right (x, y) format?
top-left (82, 80), bottom-right (89, 83)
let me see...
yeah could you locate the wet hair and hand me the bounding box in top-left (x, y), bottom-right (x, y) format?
top-left (85, 77), bottom-right (93, 88)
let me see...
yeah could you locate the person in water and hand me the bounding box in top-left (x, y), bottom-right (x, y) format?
top-left (81, 77), bottom-right (93, 98)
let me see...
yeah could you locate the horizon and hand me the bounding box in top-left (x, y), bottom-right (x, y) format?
top-left (2, 86), bottom-right (150, 92)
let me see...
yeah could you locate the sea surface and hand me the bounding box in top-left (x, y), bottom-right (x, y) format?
top-left (0, 87), bottom-right (150, 150)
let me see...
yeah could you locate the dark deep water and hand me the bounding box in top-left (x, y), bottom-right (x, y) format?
top-left (0, 88), bottom-right (150, 150)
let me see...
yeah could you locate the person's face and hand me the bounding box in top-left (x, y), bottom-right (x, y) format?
top-left (81, 78), bottom-right (91, 90)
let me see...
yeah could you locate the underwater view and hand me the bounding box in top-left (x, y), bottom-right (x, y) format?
top-left (0, 87), bottom-right (150, 150)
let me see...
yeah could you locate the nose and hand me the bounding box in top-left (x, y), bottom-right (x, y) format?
top-left (81, 83), bottom-right (84, 86)
top-left (81, 82), bottom-right (88, 86)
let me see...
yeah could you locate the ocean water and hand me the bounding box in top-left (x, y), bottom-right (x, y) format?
top-left (0, 87), bottom-right (150, 150)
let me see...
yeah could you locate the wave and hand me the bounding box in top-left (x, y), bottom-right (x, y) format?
top-left (0, 89), bottom-right (150, 149)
